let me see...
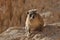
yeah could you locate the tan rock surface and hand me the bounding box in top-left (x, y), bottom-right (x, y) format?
top-left (0, 24), bottom-right (60, 40)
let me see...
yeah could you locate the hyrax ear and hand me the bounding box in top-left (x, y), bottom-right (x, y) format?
top-left (27, 11), bottom-right (29, 14)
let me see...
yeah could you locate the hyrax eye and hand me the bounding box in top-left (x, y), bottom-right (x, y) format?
top-left (30, 14), bottom-right (32, 17)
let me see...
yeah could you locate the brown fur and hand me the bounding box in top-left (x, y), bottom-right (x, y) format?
top-left (25, 9), bottom-right (44, 33)
top-left (30, 14), bottom-right (44, 32)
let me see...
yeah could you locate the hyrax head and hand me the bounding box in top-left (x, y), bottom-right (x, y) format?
top-left (26, 9), bottom-right (37, 20)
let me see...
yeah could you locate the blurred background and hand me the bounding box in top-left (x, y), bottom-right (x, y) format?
top-left (0, 0), bottom-right (60, 33)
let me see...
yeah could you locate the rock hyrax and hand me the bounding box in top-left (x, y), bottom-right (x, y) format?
top-left (25, 9), bottom-right (44, 33)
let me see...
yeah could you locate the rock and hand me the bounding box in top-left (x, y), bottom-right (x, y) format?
top-left (0, 24), bottom-right (60, 40)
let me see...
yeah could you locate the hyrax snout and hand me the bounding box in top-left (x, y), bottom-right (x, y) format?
top-left (25, 9), bottom-right (44, 33)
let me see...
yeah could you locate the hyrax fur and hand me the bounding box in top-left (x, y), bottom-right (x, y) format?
top-left (25, 9), bottom-right (44, 35)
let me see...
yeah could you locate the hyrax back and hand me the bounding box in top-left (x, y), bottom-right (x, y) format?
top-left (25, 9), bottom-right (44, 33)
